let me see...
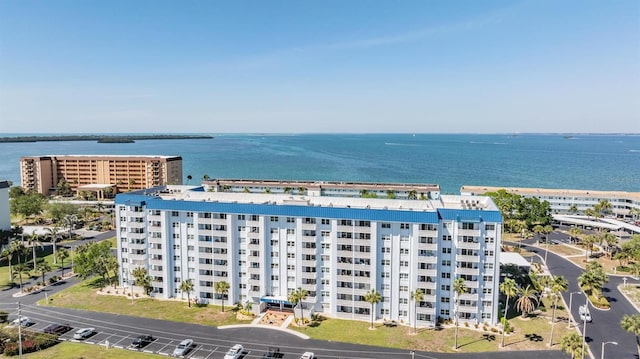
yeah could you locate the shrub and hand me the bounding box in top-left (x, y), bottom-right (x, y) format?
top-left (464, 322), bottom-right (469, 327)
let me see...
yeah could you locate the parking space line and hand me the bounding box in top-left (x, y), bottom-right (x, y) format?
top-left (186, 346), bottom-right (202, 358)
top-left (204, 346), bottom-right (218, 359)
top-left (158, 341), bottom-right (173, 356)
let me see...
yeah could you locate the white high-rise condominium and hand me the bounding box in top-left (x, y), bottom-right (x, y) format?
top-left (116, 181), bottom-right (502, 328)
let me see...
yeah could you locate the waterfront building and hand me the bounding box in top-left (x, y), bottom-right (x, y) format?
top-left (461, 185), bottom-right (640, 219)
top-left (204, 179), bottom-right (441, 200)
top-left (20, 155), bottom-right (183, 197)
top-left (0, 181), bottom-right (9, 231)
top-left (116, 183), bottom-right (502, 327)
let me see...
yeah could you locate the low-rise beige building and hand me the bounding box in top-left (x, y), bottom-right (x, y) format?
top-left (20, 155), bottom-right (182, 197)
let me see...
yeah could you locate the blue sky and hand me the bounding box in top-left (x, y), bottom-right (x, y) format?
top-left (1, 0), bottom-right (638, 133)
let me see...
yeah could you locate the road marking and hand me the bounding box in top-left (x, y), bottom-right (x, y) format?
top-left (204, 346), bottom-right (218, 359)
top-left (144, 349), bottom-right (154, 353)
top-left (86, 341), bottom-right (95, 344)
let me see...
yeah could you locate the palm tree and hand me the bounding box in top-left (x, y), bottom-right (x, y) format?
top-left (215, 281), bottom-right (230, 312)
top-left (408, 190), bottom-right (418, 200)
top-left (621, 314), bottom-right (640, 351)
top-left (180, 279), bottom-right (194, 307)
top-left (630, 208), bottom-right (640, 222)
top-left (600, 232), bottom-right (618, 259)
top-left (452, 278), bottom-right (468, 350)
top-left (515, 285), bottom-right (539, 318)
top-left (45, 226), bottom-right (61, 264)
top-left (186, 175), bottom-right (193, 184)
top-left (287, 291), bottom-right (300, 324)
top-left (548, 275), bottom-right (568, 347)
top-left (568, 204), bottom-right (579, 214)
top-left (56, 248), bottom-right (69, 276)
top-left (128, 178), bottom-right (136, 190)
top-left (202, 174), bottom-right (210, 182)
top-left (62, 214), bottom-right (78, 240)
top-left (499, 278), bottom-right (518, 347)
top-left (578, 262), bottom-right (609, 299)
top-left (1, 248), bottom-right (14, 282)
top-left (13, 263), bottom-right (31, 292)
top-left (582, 234), bottom-right (597, 261)
top-left (594, 199), bottom-right (612, 217)
top-left (568, 226), bottom-right (582, 243)
top-left (295, 287), bottom-right (309, 322)
top-left (27, 233), bottom-right (41, 271)
top-left (561, 332), bottom-right (584, 359)
top-left (410, 288), bottom-right (424, 333)
top-left (364, 289), bottom-right (382, 329)
top-left (36, 259), bottom-right (51, 285)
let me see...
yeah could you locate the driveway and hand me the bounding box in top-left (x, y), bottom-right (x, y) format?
top-left (512, 236), bottom-right (639, 359)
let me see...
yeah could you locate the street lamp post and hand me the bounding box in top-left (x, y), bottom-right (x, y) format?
top-left (568, 291), bottom-right (582, 329)
top-left (601, 341), bottom-right (618, 359)
top-left (581, 296), bottom-right (588, 359)
top-left (410, 351), bottom-right (415, 359)
top-left (623, 277), bottom-right (628, 288)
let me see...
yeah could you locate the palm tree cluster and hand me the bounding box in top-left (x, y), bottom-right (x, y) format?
top-left (577, 262), bottom-right (609, 301)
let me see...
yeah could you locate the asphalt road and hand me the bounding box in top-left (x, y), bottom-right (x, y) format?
top-left (515, 232), bottom-right (640, 359)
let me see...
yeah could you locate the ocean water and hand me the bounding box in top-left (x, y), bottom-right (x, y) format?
top-left (0, 134), bottom-right (638, 194)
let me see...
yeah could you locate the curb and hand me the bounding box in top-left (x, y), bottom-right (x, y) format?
top-left (617, 284), bottom-right (640, 314)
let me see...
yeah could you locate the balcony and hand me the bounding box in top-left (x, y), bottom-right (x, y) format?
top-left (301, 223), bottom-right (316, 231)
top-left (457, 241), bottom-right (481, 250)
top-left (456, 267), bottom-right (480, 276)
top-left (463, 280), bottom-right (479, 289)
top-left (418, 269), bottom-right (438, 277)
top-left (417, 229), bottom-right (438, 237)
top-left (301, 247), bottom-right (316, 255)
top-left (458, 229), bottom-right (481, 237)
top-left (458, 305), bottom-right (477, 313)
top-left (459, 292), bottom-right (479, 301)
top-left (456, 255), bottom-right (480, 263)
top-left (127, 242), bottom-right (147, 251)
top-left (417, 243), bottom-right (438, 251)
top-left (416, 306), bottom-right (436, 315)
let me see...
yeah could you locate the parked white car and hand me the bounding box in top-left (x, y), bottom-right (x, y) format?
top-left (579, 305), bottom-right (592, 322)
top-left (73, 327), bottom-right (95, 340)
top-left (11, 316), bottom-right (32, 327)
top-left (300, 352), bottom-right (315, 359)
top-left (172, 338), bottom-right (193, 357)
top-left (224, 344), bottom-right (244, 359)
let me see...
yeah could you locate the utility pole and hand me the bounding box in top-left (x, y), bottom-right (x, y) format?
top-left (17, 302), bottom-right (23, 359)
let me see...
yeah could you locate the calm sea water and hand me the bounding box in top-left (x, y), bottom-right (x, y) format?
top-left (0, 134), bottom-right (638, 194)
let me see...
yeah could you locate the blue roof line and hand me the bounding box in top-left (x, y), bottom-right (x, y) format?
top-left (115, 194), bottom-right (502, 223)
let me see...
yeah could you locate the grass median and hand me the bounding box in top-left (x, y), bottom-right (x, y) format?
top-left (21, 341), bottom-right (159, 358)
top-left (40, 277), bottom-right (250, 327)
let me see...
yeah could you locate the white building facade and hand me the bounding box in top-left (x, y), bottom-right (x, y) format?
top-left (0, 181), bottom-right (10, 231)
top-left (116, 185), bottom-right (502, 327)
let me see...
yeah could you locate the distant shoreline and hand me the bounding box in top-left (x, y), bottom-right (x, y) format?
top-left (0, 134), bottom-right (214, 143)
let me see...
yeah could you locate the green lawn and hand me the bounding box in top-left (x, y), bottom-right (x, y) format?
top-left (17, 342), bottom-right (160, 358)
top-left (42, 277), bottom-right (250, 327)
top-left (294, 296), bottom-right (571, 353)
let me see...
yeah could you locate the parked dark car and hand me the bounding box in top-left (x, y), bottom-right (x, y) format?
top-left (262, 347), bottom-right (283, 358)
top-left (43, 323), bottom-right (72, 335)
top-left (132, 334), bottom-right (155, 348)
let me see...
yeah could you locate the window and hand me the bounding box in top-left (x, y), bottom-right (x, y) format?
top-left (441, 284), bottom-right (450, 291)
top-left (441, 273), bottom-right (451, 279)
top-left (441, 260), bottom-right (451, 266)
top-left (287, 229), bottom-right (295, 235)
top-left (287, 217), bottom-right (295, 223)
top-left (381, 259), bottom-right (390, 266)
top-left (442, 248), bottom-right (451, 254)
top-left (321, 219), bottom-right (330, 225)
top-left (171, 211), bottom-right (179, 217)
top-left (399, 298), bottom-right (408, 304)
top-left (238, 214), bottom-right (246, 220)
top-left (270, 216), bottom-right (279, 222)
top-left (441, 297), bottom-right (450, 303)
top-left (400, 223), bottom-right (410, 229)
top-left (400, 261), bottom-right (409, 267)
top-left (484, 250), bottom-right (494, 257)
top-left (485, 224), bottom-right (495, 230)
top-left (381, 223), bottom-right (391, 228)
top-left (399, 286), bottom-right (408, 292)
top-left (381, 272), bottom-right (390, 278)
top-left (483, 276), bottom-right (493, 282)
top-left (399, 273), bottom-right (409, 279)
top-left (381, 247), bottom-right (391, 253)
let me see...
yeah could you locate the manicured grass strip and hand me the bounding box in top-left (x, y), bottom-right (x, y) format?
top-left (22, 341), bottom-right (159, 358)
top-left (294, 296), bottom-right (571, 353)
top-left (42, 277), bottom-right (250, 327)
